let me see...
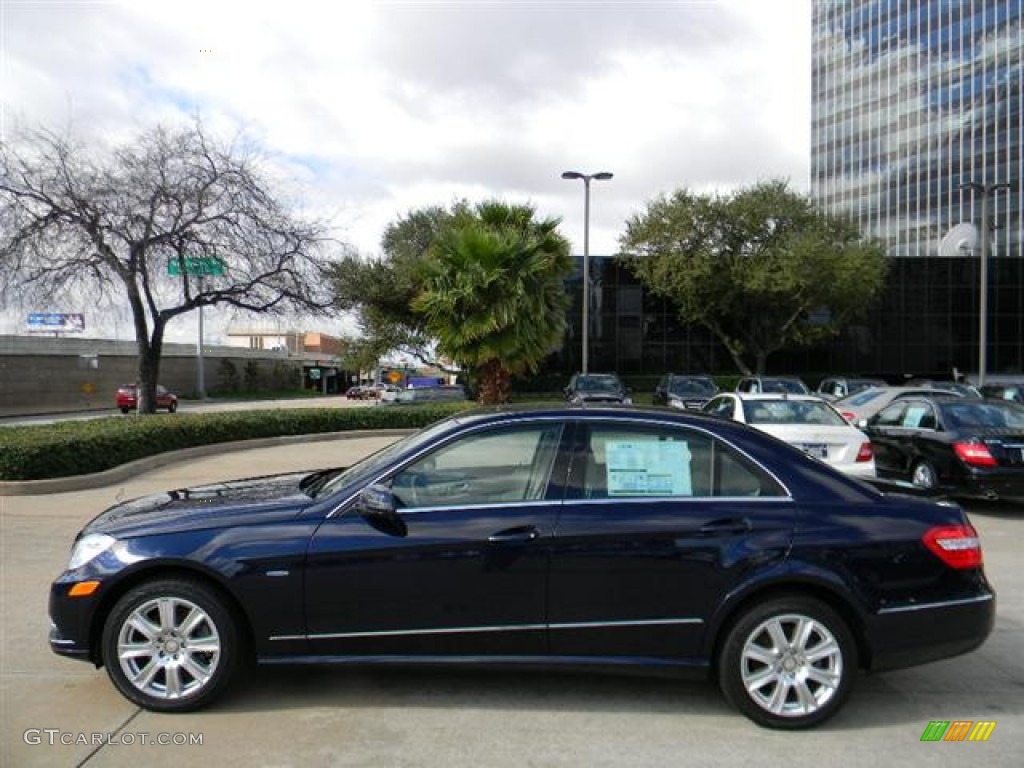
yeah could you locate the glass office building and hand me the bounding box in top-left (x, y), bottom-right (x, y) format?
top-left (811, 0), bottom-right (1021, 258)
top-left (547, 2), bottom-right (1024, 382)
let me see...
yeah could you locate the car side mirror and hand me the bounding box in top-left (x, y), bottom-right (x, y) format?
top-left (356, 484), bottom-right (406, 537)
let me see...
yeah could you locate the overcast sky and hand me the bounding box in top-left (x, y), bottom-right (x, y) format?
top-left (1, 0), bottom-right (811, 341)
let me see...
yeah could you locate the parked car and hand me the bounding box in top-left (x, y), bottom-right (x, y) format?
top-left (344, 385), bottom-right (366, 399)
top-left (50, 405), bottom-right (993, 728)
top-left (653, 374), bottom-right (718, 410)
top-left (980, 382), bottom-right (1024, 404)
top-left (816, 377), bottom-right (887, 401)
top-left (703, 393), bottom-right (875, 478)
top-left (864, 396), bottom-right (1024, 500)
top-left (735, 376), bottom-right (811, 395)
top-left (394, 385), bottom-right (468, 404)
top-left (564, 373), bottom-right (632, 404)
top-left (115, 384), bottom-right (177, 414)
top-left (833, 385), bottom-right (963, 425)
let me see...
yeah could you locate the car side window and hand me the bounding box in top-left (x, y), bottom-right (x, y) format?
top-left (707, 397), bottom-right (735, 419)
top-left (390, 425), bottom-right (563, 509)
top-left (902, 403), bottom-right (936, 429)
top-left (573, 424), bottom-right (785, 500)
top-left (874, 402), bottom-right (906, 426)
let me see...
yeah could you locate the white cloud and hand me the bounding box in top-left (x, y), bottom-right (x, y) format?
top-left (1, 0), bottom-right (811, 341)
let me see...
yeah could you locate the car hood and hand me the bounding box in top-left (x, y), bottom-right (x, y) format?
top-left (82, 470), bottom-right (320, 538)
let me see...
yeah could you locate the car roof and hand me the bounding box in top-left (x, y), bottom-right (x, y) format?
top-left (724, 393), bottom-right (824, 403)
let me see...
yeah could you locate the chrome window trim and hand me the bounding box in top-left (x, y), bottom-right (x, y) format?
top-left (326, 411), bottom-right (794, 519)
top-left (877, 593), bottom-right (994, 615)
top-left (269, 616), bottom-right (704, 642)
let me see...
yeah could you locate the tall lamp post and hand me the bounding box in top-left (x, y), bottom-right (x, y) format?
top-left (561, 170), bottom-right (613, 374)
top-left (959, 181), bottom-right (1009, 387)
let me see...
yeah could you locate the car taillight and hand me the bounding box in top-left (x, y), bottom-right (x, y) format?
top-left (841, 411), bottom-right (856, 422)
top-left (922, 525), bottom-right (983, 569)
top-left (855, 442), bottom-right (873, 462)
top-left (953, 440), bottom-right (998, 467)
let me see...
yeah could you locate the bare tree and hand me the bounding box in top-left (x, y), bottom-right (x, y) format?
top-left (0, 121), bottom-right (337, 411)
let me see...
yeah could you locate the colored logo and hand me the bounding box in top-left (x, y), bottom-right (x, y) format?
top-left (920, 720), bottom-right (996, 742)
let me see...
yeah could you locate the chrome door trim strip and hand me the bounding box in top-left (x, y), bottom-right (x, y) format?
top-left (269, 616), bottom-right (703, 642)
top-left (877, 593), bottom-right (994, 615)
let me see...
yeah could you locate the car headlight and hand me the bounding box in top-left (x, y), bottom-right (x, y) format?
top-left (667, 397), bottom-right (684, 409)
top-left (623, 397), bottom-right (633, 405)
top-left (67, 533), bottom-right (116, 570)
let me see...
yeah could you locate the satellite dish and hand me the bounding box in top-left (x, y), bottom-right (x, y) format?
top-left (938, 222), bottom-right (979, 257)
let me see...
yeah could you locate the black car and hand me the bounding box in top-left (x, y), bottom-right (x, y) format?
top-left (653, 374), bottom-right (719, 410)
top-left (564, 373), bottom-right (631, 404)
top-left (865, 396), bottom-right (1024, 500)
top-left (49, 406), bottom-right (994, 728)
top-left (980, 382), bottom-right (1024, 404)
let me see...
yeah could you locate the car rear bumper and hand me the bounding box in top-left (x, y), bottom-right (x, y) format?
top-left (957, 468), bottom-right (1024, 501)
top-left (864, 591), bottom-right (995, 672)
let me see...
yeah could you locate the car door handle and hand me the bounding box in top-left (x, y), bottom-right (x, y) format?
top-left (487, 526), bottom-right (540, 544)
top-left (699, 518), bottom-right (752, 536)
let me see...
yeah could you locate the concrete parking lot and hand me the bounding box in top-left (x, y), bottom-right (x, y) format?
top-left (2, 436), bottom-right (1022, 767)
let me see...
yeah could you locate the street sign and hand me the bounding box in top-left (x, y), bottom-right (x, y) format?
top-left (168, 257), bottom-right (226, 276)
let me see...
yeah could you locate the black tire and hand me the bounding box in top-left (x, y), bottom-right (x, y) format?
top-left (101, 578), bottom-right (241, 712)
top-left (120, 407), bottom-right (131, 414)
top-left (168, 400), bottom-right (178, 413)
top-left (911, 460), bottom-right (938, 490)
top-left (718, 596), bottom-right (857, 729)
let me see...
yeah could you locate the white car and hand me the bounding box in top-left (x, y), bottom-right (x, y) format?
top-left (703, 393), bottom-right (876, 478)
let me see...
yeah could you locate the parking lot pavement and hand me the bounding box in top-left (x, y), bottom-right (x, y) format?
top-left (2, 438), bottom-right (1023, 767)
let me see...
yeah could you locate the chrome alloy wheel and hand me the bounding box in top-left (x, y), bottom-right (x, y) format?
top-left (116, 596), bottom-right (221, 701)
top-left (739, 613), bottom-right (843, 718)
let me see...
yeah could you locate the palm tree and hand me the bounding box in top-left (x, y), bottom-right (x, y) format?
top-left (413, 201), bottom-right (572, 404)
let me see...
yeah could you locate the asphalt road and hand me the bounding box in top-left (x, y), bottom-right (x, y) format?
top-left (2, 437), bottom-right (1022, 767)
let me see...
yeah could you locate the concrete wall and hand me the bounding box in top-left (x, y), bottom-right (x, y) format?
top-left (0, 336), bottom-right (324, 415)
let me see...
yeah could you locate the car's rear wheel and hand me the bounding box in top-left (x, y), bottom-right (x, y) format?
top-left (718, 596), bottom-right (857, 729)
top-left (101, 578), bottom-right (241, 712)
top-left (120, 407), bottom-right (130, 414)
top-left (911, 460), bottom-right (938, 490)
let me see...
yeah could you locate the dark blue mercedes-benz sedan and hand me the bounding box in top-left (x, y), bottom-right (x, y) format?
top-left (49, 405), bottom-right (994, 728)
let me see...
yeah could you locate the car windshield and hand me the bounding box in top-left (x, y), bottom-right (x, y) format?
top-left (313, 417), bottom-right (459, 498)
top-left (669, 378), bottom-right (716, 395)
top-left (743, 399), bottom-right (847, 426)
top-left (940, 402), bottom-right (1024, 430)
top-left (576, 375), bottom-right (622, 393)
top-left (762, 379), bottom-right (808, 394)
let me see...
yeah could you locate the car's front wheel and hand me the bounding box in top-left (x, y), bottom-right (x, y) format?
top-left (718, 596), bottom-right (857, 729)
top-left (168, 401), bottom-right (178, 413)
top-left (101, 578), bottom-right (241, 712)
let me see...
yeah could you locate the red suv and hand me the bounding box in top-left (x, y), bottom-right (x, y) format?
top-left (115, 384), bottom-right (178, 414)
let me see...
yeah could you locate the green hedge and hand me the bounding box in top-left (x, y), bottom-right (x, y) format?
top-left (0, 403), bottom-right (473, 481)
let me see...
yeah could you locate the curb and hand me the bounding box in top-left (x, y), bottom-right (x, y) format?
top-left (0, 429), bottom-right (416, 497)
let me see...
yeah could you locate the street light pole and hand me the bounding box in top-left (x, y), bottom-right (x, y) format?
top-left (561, 170), bottom-right (613, 374)
top-left (959, 181), bottom-right (1009, 387)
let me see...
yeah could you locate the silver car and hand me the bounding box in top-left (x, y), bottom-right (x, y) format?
top-left (833, 386), bottom-right (962, 426)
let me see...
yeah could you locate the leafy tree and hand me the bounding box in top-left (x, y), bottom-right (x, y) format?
top-left (329, 204), bottom-right (469, 368)
top-left (619, 180), bottom-right (888, 374)
top-left (0, 121), bottom-right (335, 412)
top-left (413, 201), bottom-right (572, 404)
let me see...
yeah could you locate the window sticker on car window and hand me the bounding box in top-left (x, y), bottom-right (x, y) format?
top-left (605, 441), bottom-right (692, 496)
top-left (903, 405), bottom-right (928, 428)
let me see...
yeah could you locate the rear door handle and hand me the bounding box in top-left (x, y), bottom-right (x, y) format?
top-left (488, 526), bottom-right (540, 544)
top-left (699, 517), bottom-right (752, 536)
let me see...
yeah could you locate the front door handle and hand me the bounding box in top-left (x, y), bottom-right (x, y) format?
top-left (488, 525), bottom-right (540, 544)
top-left (699, 517), bottom-right (752, 536)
